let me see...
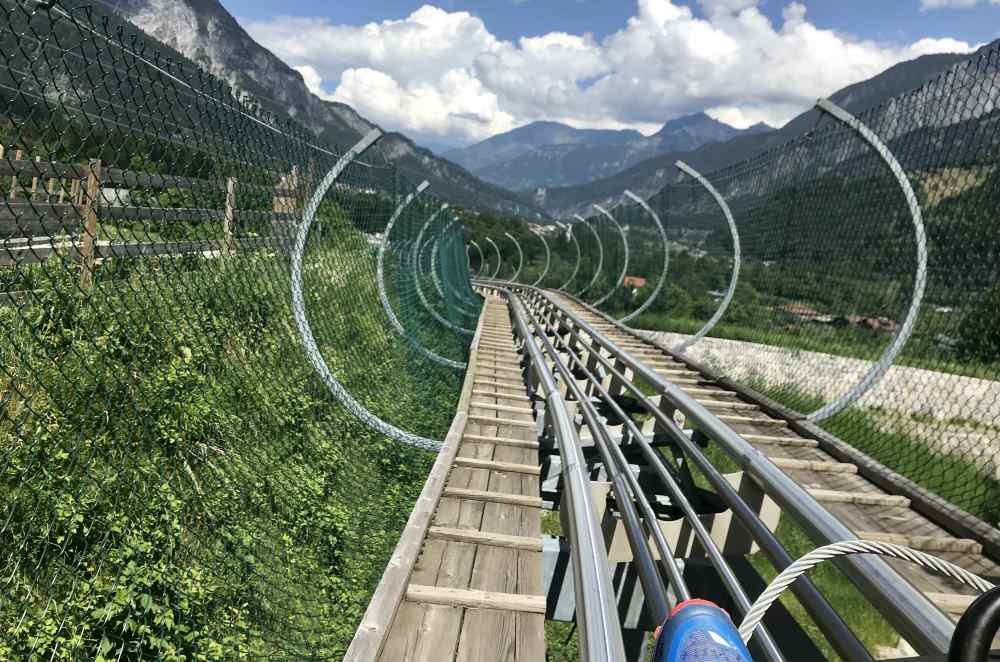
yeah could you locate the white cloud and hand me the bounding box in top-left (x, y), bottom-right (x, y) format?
top-left (921, 0), bottom-right (1000, 8)
top-left (246, 2), bottom-right (977, 145)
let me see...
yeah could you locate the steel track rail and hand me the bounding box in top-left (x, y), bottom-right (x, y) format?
top-left (511, 284), bottom-right (873, 661)
top-left (513, 283), bottom-right (957, 655)
top-left (499, 286), bottom-right (627, 662)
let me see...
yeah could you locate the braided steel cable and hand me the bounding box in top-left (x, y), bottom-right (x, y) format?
top-left (739, 540), bottom-right (994, 646)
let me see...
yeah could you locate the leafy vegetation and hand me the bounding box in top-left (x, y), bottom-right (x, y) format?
top-left (0, 221), bottom-right (461, 659)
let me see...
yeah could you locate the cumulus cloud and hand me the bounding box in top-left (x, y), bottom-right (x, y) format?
top-left (245, 1), bottom-right (976, 144)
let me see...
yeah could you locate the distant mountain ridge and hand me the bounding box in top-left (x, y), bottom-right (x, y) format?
top-left (445, 113), bottom-right (771, 191)
top-left (108, 0), bottom-right (545, 216)
top-left (536, 43), bottom-right (998, 217)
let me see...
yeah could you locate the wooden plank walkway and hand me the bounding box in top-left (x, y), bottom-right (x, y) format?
top-left (348, 293), bottom-right (545, 662)
top-left (547, 292), bottom-right (1000, 627)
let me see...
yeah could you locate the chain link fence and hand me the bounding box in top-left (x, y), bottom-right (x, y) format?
top-left (604, 43), bottom-right (1000, 527)
top-left (0, 0), bottom-right (477, 658)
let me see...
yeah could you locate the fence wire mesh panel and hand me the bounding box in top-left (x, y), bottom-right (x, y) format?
top-left (0, 1), bottom-right (477, 659)
top-left (610, 44), bottom-right (1000, 526)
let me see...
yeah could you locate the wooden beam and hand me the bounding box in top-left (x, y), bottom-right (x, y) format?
top-left (471, 389), bottom-right (529, 402)
top-left (855, 531), bottom-right (983, 554)
top-left (467, 415), bottom-right (535, 429)
top-left (462, 434), bottom-right (538, 449)
top-left (770, 457), bottom-right (858, 474)
top-left (406, 585), bottom-right (546, 614)
top-left (807, 489), bottom-right (910, 507)
top-left (717, 414), bottom-right (788, 428)
top-left (743, 434), bottom-right (818, 448)
top-left (453, 457), bottom-right (540, 475)
top-left (427, 527), bottom-right (542, 551)
top-left (442, 487), bottom-right (543, 508)
top-left (469, 402), bottom-right (533, 416)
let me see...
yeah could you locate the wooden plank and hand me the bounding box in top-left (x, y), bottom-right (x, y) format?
top-left (717, 414), bottom-right (787, 428)
top-left (855, 531), bottom-right (983, 554)
top-left (743, 434), bottom-right (818, 448)
top-left (103, 167), bottom-right (226, 192)
top-left (462, 434), bottom-right (539, 449)
top-left (467, 415), bottom-right (535, 430)
top-left (770, 457), bottom-right (857, 474)
top-left (427, 527), bottom-right (542, 551)
top-left (456, 610), bottom-right (516, 662)
top-left (406, 586), bottom-right (546, 613)
top-left (442, 488), bottom-right (543, 509)
top-left (472, 379), bottom-right (525, 390)
top-left (472, 389), bottom-right (529, 402)
top-left (453, 457), bottom-right (540, 476)
top-left (807, 488), bottom-right (910, 507)
top-left (925, 592), bottom-right (976, 615)
top-left (344, 302), bottom-right (486, 662)
top-left (97, 205), bottom-right (225, 222)
top-left (517, 613), bottom-right (546, 661)
top-left (0, 158), bottom-right (87, 180)
top-left (469, 402), bottom-right (533, 416)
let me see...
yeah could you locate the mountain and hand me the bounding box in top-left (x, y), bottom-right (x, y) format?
top-left (444, 121), bottom-right (643, 173)
top-left (446, 113), bottom-right (770, 191)
top-left (537, 46), bottom-right (994, 217)
top-left (107, 0), bottom-right (545, 217)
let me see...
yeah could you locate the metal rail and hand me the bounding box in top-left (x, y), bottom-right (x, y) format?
top-left (518, 285), bottom-right (874, 661)
top-left (500, 286), bottom-right (627, 662)
top-left (523, 285), bottom-right (957, 655)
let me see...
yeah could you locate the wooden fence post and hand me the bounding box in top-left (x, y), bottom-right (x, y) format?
top-left (29, 155), bottom-right (40, 200)
top-left (272, 164), bottom-right (298, 252)
top-left (223, 176), bottom-right (236, 255)
top-left (10, 149), bottom-right (22, 200)
top-left (78, 159), bottom-right (103, 290)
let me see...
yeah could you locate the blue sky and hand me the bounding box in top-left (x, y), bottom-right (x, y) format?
top-left (223, 1), bottom-right (1000, 44)
top-left (223, 0), bottom-right (998, 148)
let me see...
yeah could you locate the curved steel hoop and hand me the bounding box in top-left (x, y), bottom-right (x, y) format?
top-left (469, 239), bottom-right (486, 276)
top-left (618, 190), bottom-right (669, 324)
top-left (504, 232), bottom-right (524, 283)
top-left (485, 237), bottom-right (503, 280)
top-left (808, 98), bottom-right (927, 422)
top-left (412, 206), bottom-right (474, 336)
top-left (558, 223), bottom-right (582, 291)
top-left (672, 160), bottom-right (741, 354)
top-left (573, 215), bottom-right (604, 297)
top-left (591, 203), bottom-right (630, 307)
top-left (377, 183), bottom-right (469, 366)
top-left (530, 228), bottom-right (551, 287)
top-left (291, 129), bottom-right (443, 451)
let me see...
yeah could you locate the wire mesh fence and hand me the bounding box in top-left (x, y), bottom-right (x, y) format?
top-left (0, 1), bottom-right (477, 658)
top-left (594, 42), bottom-right (1000, 526)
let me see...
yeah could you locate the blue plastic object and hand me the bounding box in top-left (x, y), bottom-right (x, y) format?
top-left (653, 599), bottom-right (754, 662)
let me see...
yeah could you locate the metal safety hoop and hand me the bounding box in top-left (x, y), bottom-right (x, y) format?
top-left (291, 129), bottom-right (443, 451)
top-left (574, 215), bottom-right (604, 297)
top-left (530, 228), bottom-right (551, 287)
top-left (673, 160), bottom-right (741, 354)
top-left (591, 203), bottom-right (630, 307)
top-left (808, 98), bottom-right (927, 422)
top-left (619, 190), bottom-right (669, 324)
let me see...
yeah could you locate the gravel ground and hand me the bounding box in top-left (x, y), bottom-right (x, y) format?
top-left (638, 329), bottom-right (1000, 480)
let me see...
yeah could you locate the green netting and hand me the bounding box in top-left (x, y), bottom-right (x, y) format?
top-left (591, 44), bottom-right (1000, 526)
top-left (0, 1), bottom-right (479, 658)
